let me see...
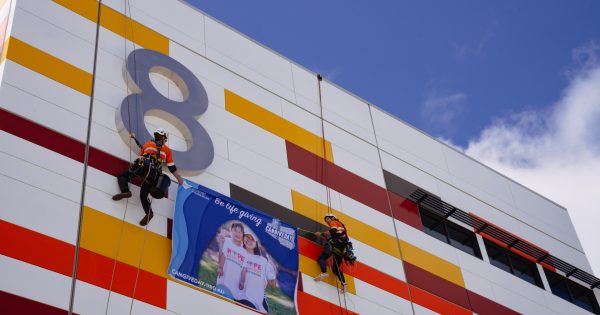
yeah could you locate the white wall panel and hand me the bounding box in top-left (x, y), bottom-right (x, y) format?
top-left (492, 284), bottom-right (559, 315)
top-left (281, 97), bottom-right (323, 136)
top-left (228, 139), bottom-right (340, 211)
top-left (437, 181), bottom-right (520, 232)
top-left (338, 194), bottom-right (397, 238)
top-left (325, 120), bottom-right (381, 165)
top-left (299, 273), bottom-right (359, 313)
top-left (394, 219), bottom-right (460, 266)
top-left (17, 0), bottom-right (95, 44)
top-left (166, 280), bottom-right (256, 315)
top-left (350, 293), bottom-right (406, 315)
top-left (354, 279), bottom-right (412, 314)
top-left (200, 104), bottom-right (288, 166)
top-left (291, 64), bottom-right (320, 116)
top-left (320, 81), bottom-right (376, 144)
top-left (371, 106), bottom-right (450, 175)
top-left (543, 290), bottom-right (596, 315)
top-left (11, 7), bottom-right (94, 71)
top-left (204, 154), bottom-right (292, 209)
top-left (131, 299), bottom-right (177, 315)
top-left (72, 281), bottom-right (111, 315)
top-left (458, 246), bottom-right (555, 315)
top-left (351, 239), bottom-right (406, 281)
top-left (441, 146), bottom-right (514, 204)
top-left (514, 220), bottom-right (591, 273)
top-left (380, 151), bottom-right (441, 197)
top-left (412, 303), bottom-right (440, 315)
top-left (3, 61), bottom-right (89, 120)
top-left (204, 17), bottom-right (295, 102)
top-left (0, 83), bottom-right (88, 142)
top-left (0, 168), bottom-right (78, 245)
top-left (331, 144), bottom-right (385, 188)
top-left (0, 151), bottom-right (81, 203)
top-left (103, 0), bottom-right (206, 55)
top-left (105, 291), bottom-right (135, 315)
top-left (509, 181), bottom-right (581, 248)
top-left (0, 255), bottom-right (71, 312)
top-left (170, 41), bottom-right (281, 112)
top-left (184, 171), bottom-right (231, 198)
top-left (129, 0), bottom-right (206, 45)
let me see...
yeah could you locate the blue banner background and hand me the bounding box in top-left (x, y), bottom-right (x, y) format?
top-left (168, 180), bottom-right (298, 313)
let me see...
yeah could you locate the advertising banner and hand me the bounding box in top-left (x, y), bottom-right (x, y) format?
top-left (168, 180), bottom-right (299, 314)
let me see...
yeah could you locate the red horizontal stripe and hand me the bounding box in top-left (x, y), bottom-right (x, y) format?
top-left (0, 290), bottom-right (75, 315)
top-left (0, 108), bottom-right (167, 195)
top-left (286, 141), bottom-right (421, 229)
top-left (404, 261), bottom-right (471, 309)
top-left (297, 290), bottom-right (359, 315)
top-left (0, 219), bottom-right (166, 308)
top-left (0, 108), bottom-right (129, 176)
top-left (468, 290), bottom-right (520, 315)
top-left (409, 285), bottom-right (473, 315)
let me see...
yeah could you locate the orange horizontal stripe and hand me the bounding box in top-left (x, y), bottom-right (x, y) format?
top-left (0, 219), bottom-right (75, 276)
top-left (298, 237), bottom-right (411, 300)
top-left (297, 291), bottom-right (359, 315)
top-left (0, 219), bottom-right (167, 308)
top-left (410, 285), bottom-right (472, 315)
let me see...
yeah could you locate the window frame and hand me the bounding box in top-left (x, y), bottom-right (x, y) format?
top-left (419, 206), bottom-right (482, 259)
top-left (483, 239), bottom-right (544, 288)
top-left (544, 269), bottom-right (600, 314)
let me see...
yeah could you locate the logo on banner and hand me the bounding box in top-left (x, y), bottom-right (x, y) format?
top-left (116, 49), bottom-right (215, 174)
top-left (265, 219), bottom-right (296, 250)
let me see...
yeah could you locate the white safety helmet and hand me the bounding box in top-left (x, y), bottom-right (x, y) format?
top-left (154, 128), bottom-right (168, 140)
top-left (324, 213), bottom-right (336, 221)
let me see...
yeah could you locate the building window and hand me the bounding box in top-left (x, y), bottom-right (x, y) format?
top-left (544, 269), bottom-right (600, 314)
top-left (484, 239), bottom-right (543, 288)
top-left (419, 207), bottom-right (481, 258)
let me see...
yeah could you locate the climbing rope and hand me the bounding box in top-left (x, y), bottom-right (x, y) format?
top-left (103, 1), bottom-right (154, 314)
top-left (316, 75), bottom-right (350, 314)
top-left (367, 104), bottom-right (418, 314)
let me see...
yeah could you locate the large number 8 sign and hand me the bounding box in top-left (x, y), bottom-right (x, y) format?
top-left (116, 49), bottom-right (214, 174)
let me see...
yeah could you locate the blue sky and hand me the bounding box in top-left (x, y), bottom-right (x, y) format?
top-left (184, 1), bottom-right (600, 275)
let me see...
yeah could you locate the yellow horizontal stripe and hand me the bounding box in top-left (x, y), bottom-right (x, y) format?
top-left (225, 89), bottom-right (334, 162)
top-left (53, 0), bottom-right (169, 55)
top-left (299, 254), bottom-right (356, 294)
top-left (80, 206), bottom-right (171, 277)
top-left (291, 190), bottom-right (466, 287)
top-left (82, 206), bottom-right (359, 293)
top-left (4, 37), bottom-right (92, 95)
top-left (399, 241), bottom-right (465, 287)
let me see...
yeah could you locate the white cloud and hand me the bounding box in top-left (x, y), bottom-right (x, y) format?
top-left (421, 91), bottom-right (467, 126)
top-left (459, 44), bottom-right (600, 276)
top-left (452, 29), bottom-right (494, 61)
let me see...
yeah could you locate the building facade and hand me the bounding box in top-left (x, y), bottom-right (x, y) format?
top-left (0, 0), bottom-right (599, 314)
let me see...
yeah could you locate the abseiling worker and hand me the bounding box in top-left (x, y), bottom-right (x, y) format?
top-left (112, 128), bottom-right (183, 226)
top-left (313, 213), bottom-right (351, 292)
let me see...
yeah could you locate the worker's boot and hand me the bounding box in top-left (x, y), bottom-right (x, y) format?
top-left (313, 273), bottom-right (328, 282)
top-left (140, 211), bottom-right (154, 226)
top-left (112, 191), bottom-right (132, 201)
